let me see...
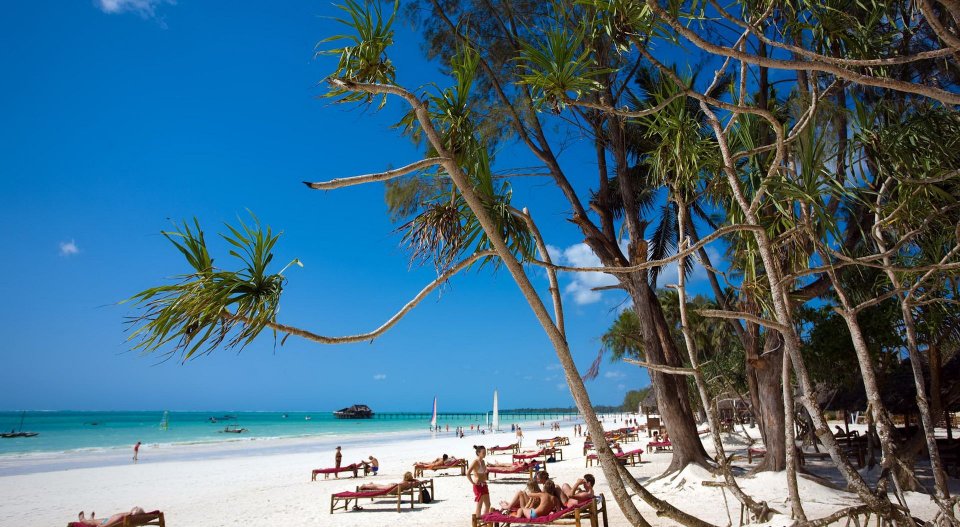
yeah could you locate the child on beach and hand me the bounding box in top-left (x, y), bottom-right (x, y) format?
top-left (132, 442), bottom-right (140, 463)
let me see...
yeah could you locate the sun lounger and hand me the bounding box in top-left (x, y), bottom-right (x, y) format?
top-left (489, 443), bottom-right (520, 455)
top-left (646, 439), bottom-right (672, 453)
top-left (585, 449), bottom-right (642, 467)
top-left (513, 447), bottom-right (563, 464)
top-left (312, 463), bottom-right (365, 480)
top-left (67, 511), bottom-right (165, 527)
top-left (329, 479), bottom-right (434, 514)
top-left (748, 446), bottom-right (808, 465)
top-left (487, 461), bottom-right (537, 479)
top-left (413, 457), bottom-right (467, 477)
top-left (471, 494), bottom-right (609, 527)
top-left (536, 436), bottom-right (570, 447)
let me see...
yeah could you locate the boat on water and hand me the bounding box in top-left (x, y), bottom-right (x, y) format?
top-left (220, 425), bottom-right (248, 434)
top-left (333, 404), bottom-right (374, 419)
top-left (1, 412), bottom-right (38, 438)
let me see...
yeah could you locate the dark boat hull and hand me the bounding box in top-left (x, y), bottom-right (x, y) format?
top-left (1, 432), bottom-right (38, 438)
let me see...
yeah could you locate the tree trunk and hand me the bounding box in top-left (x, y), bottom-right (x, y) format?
top-left (752, 332), bottom-right (787, 472)
top-left (632, 283), bottom-right (711, 471)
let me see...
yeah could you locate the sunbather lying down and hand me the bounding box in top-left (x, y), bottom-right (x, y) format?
top-left (76, 507), bottom-right (147, 527)
top-left (357, 471), bottom-right (419, 493)
top-left (415, 454), bottom-right (453, 468)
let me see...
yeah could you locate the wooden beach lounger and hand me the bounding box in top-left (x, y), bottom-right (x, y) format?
top-left (536, 436), bottom-right (570, 447)
top-left (487, 461), bottom-right (537, 479)
top-left (312, 463), bottom-right (366, 480)
top-left (68, 511), bottom-right (165, 527)
top-left (329, 479), bottom-right (434, 514)
top-left (646, 439), bottom-right (672, 453)
top-left (471, 494), bottom-right (609, 527)
top-left (585, 449), bottom-right (642, 467)
top-left (489, 443), bottom-right (520, 455)
top-left (413, 457), bottom-right (467, 477)
top-left (513, 448), bottom-right (563, 464)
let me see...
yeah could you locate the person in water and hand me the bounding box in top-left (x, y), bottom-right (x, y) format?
top-left (467, 445), bottom-right (490, 518)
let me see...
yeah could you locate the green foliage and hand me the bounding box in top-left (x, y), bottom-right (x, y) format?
top-left (319, 0), bottom-right (398, 108)
top-left (516, 26), bottom-right (609, 110)
top-left (125, 215), bottom-right (301, 361)
top-left (622, 387), bottom-right (651, 412)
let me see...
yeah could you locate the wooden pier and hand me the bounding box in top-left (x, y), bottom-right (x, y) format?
top-left (372, 411), bottom-right (580, 421)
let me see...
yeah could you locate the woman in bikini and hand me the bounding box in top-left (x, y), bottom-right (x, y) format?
top-left (512, 480), bottom-right (557, 519)
top-left (467, 445), bottom-right (490, 518)
top-left (357, 471), bottom-right (418, 493)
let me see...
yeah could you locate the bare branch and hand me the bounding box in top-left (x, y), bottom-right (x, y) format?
top-left (624, 358), bottom-right (697, 375)
top-left (696, 309), bottom-right (790, 333)
top-left (646, 0), bottom-right (960, 105)
top-left (240, 250), bottom-right (498, 345)
top-left (303, 157), bottom-right (448, 190)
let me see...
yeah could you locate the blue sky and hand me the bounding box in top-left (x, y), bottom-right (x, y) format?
top-left (0, 1), bottom-right (717, 412)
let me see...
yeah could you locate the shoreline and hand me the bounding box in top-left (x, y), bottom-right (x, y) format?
top-left (1, 418), bottom-right (948, 527)
top-left (0, 416), bottom-right (582, 477)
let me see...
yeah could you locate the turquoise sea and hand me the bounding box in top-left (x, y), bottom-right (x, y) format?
top-left (0, 410), bottom-right (576, 457)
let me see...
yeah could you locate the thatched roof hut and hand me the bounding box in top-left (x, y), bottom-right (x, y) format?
top-left (816, 354), bottom-right (960, 415)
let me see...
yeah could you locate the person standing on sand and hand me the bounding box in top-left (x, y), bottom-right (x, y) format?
top-left (516, 425), bottom-right (523, 447)
top-left (468, 445), bottom-right (490, 518)
top-left (334, 446), bottom-right (342, 478)
top-left (132, 441), bottom-right (141, 463)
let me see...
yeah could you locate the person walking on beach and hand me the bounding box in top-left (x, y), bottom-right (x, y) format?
top-left (516, 425), bottom-right (523, 447)
top-left (468, 445), bottom-right (490, 518)
top-left (334, 446), bottom-right (342, 477)
top-left (132, 441), bottom-right (141, 463)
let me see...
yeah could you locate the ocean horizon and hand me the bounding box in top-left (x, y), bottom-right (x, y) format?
top-left (0, 409), bottom-right (586, 457)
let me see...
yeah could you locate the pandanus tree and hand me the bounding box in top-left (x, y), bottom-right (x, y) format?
top-left (126, 0), bottom-right (960, 526)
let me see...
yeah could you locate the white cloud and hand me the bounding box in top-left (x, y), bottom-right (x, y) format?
top-left (554, 243), bottom-right (619, 305)
top-left (96, 0), bottom-right (173, 19)
top-left (617, 384), bottom-right (626, 391)
top-left (59, 240), bottom-right (79, 256)
top-left (604, 370), bottom-right (626, 379)
top-left (555, 383), bottom-right (568, 391)
top-left (550, 242), bottom-right (720, 305)
top-left (546, 363), bottom-right (562, 371)
top-left (372, 373), bottom-right (386, 381)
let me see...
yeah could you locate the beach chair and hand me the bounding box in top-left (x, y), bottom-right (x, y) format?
top-left (536, 436), bottom-right (570, 447)
top-left (489, 443), bottom-right (520, 455)
top-left (488, 461), bottom-right (537, 480)
top-left (645, 439), bottom-right (672, 453)
top-left (311, 463), bottom-right (363, 480)
top-left (67, 511), bottom-right (165, 527)
top-left (329, 479), bottom-right (433, 514)
top-left (585, 449), bottom-right (642, 467)
top-left (513, 447), bottom-right (563, 464)
top-left (413, 457), bottom-right (467, 477)
top-left (471, 494), bottom-right (608, 527)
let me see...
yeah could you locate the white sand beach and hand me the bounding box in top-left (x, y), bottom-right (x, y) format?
top-left (0, 419), bottom-right (948, 527)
